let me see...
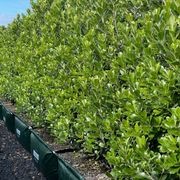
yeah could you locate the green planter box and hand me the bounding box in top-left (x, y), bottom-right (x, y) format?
top-left (0, 102), bottom-right (2, 120)
top-left (14, 116), bottom-right (32, 152)
top-left (2, 106), bottom-right (15, 133)
top-left (30, 131), bottom-right (58, 179)
top-left (58, 158), bottom-right (84, 180)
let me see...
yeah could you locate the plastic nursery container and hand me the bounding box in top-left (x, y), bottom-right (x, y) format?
top-left (14, 116), bottom-right (32, 152)
top-left (30, 131), bottom-right (58, 179)
top-left (58, 157), bottom-right (84, 180)
top-left (2, 105), bottom-right (15, 133)
top-left (0, 102), bottom-right (3, 120)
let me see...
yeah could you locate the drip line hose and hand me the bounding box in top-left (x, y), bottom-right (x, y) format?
top-left (0, 102), bottom-right (84, 180)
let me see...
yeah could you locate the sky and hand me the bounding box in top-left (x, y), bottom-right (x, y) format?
top-left (0, 0), bottom-right (31, 26)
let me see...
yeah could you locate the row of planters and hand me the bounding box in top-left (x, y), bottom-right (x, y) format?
top-left (0, 0), bottom-right (180, 179)
top-left (0, 102), bottom-right (84, 180)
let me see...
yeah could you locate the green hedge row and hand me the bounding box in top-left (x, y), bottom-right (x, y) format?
top-left (0, 0), bottom-right (179, 178)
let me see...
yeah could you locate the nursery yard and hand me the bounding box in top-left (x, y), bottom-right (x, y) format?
top-left (0, 0), bottom-right (179, 179)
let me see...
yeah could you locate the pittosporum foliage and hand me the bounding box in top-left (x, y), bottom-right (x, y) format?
top-left (0, 0), bottom-right (179, 178)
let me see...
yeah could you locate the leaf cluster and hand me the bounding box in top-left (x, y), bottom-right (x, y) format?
top-left (0, 0), bottom-right (179, 178)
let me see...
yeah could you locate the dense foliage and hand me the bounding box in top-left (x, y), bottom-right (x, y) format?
top-left (0, 0), bottom-right (179, 178)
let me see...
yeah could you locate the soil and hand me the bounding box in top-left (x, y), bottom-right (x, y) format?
top-left (0, 100), bottom-right (111, 180)
top-left (0, 121), bottom-right (45, 180)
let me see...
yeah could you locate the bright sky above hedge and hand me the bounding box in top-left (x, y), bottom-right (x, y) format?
top-left (0, 0), bottom-right (30, 26)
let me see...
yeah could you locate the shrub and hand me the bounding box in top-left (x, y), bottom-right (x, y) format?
top-left (0, 0), bottom-right (179, 178)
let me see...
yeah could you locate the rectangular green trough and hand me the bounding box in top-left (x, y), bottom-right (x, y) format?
top-left (0, 102), bottom-right (84, 180)
top-left (0, 102), bottom-right (3, 120)
top-left (14, 116), bottom-right (32, 152)
top-left (2, 105), bottom-right (15, 133)
top-left (30, 131), bottom-right (84, 180)
top-left (58, 157), bottom-right (84, 180)
top-left (30, 131), bottom-right (59, 180)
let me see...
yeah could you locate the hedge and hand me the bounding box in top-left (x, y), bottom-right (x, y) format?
top-left (0, 0), bottom-right (179, 178)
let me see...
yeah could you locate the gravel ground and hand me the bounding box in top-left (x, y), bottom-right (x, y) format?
top-left (0, 121), bottom-right (45, 180)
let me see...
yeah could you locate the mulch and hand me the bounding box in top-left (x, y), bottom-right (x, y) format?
top-left (0, 121), bottom-right (45, 180)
